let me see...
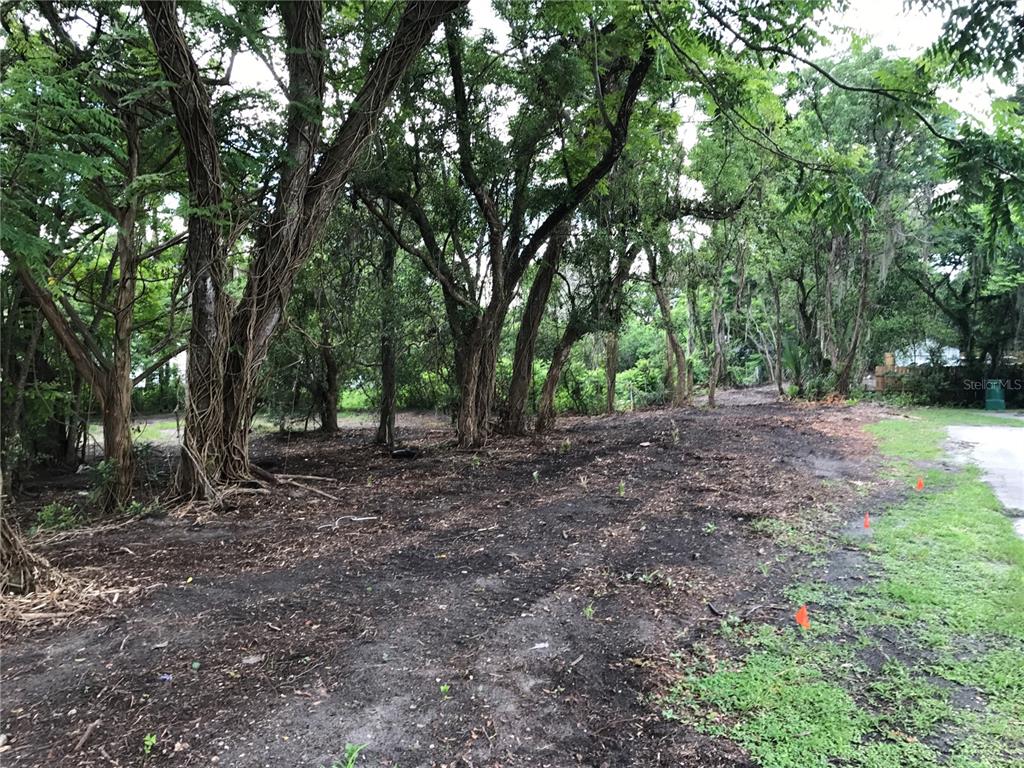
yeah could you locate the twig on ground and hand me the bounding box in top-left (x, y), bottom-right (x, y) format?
top-left (742, 603), bottom-right (783, 620)
top-left (283, 480), bottom-right (341, 502)
top-left (317, 516), bottom-right (380, 530)
top-left (707, 601), bottom-right (727, 617)
top-left (74, 719), bottom-right (101, 751)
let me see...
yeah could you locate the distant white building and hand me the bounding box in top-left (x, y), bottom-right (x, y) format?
top-left (893, 340), bottom-right (961, 367)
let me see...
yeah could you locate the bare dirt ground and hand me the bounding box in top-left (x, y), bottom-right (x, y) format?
top-left (1, 397), bottom-right (883, 767)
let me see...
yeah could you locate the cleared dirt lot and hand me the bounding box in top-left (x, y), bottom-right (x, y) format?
top-left (2, 399), bottom-right (881, 767)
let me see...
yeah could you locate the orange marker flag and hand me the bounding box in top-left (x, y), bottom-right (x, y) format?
top-left (916, 477), bottom-right (924, 491)
top-left (864, 511), bottom-right (871, 529)
top-left (795, 604), bottom-right (810, 630)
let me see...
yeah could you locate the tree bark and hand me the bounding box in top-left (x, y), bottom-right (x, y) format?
top-left (3, 312), bottom-right (43, 494)
top-left (452, 314), bottom-right (505, 447)
top-left (708, 283), bottom-right (725, 408)
top-left (372, 37), bottom-right (653, 447)
top-left (376, 219), bottom-right (397, 447)
top-left (604, 332), bottom-right (618, 414)
top-left (8, 314), bottom-right (43, 454)
top-left (17, 265), bottom-right (135, 509)
top-left (142, 0), bottom-right (230, 498)
top-left (767, 268), bottom-right (784, 396)
top-left (504, 226), bottom-right (568, 434)
top-left (653, 281), bottom-right (689, 406)
top-left (220, 0), bottom-right (464, 478)
top-left (535, 324), bottom-right (585, 433)
top-left (835, 225), bottom-right (872, 397)
top-left (64, 374), bottom-right (84, 465)
top-left (685, 287), bottom-right (696, 397)
top-left (101, 150), bottom-right (142, 507)
top-left (318, 342), bottom-right (339, 433)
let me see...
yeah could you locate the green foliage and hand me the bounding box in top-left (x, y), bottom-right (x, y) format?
top-left (665, 643), bottom-right (871, 768)
top-left (33, 502), bottom-right (80, 532)
top-left (666, 409), bottom-right (1024, 766)
top-left (324, 743), bottom-right (366, 768)
top-left (3, 0), bottom-right (1022, 489)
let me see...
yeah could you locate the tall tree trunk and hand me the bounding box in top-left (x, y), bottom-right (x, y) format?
top-left (708, 284), bottom-right (725, 408)
top-left (835, 227), bottom-right (872, 397)
top-left (451, 302), bottom-right (508, 448)
top-left (767, 269), bottom-right (784, 396)
top-left (64, 374), bottom-right (84, 465)
top-left (142, 0), bottom-right (230, 497)
top-left (100, 197), bottom-right (140, 510)
top-left (685, 288), bottom-right (696, 397)
top-left (504, 227), bottom-right (568, 434)
top-left (653, 281), bottom-right (689, 406)
top-left (536, 324), bottom-right (585, 433)
top-left (3, 313), bottom-right (44, 494)
top-left (377, 213), bottom-right (397, 447)
top-left (318, 342), bottom-right (339, 433)
top-left (454, 332), bottom-right (485, 447)
top-left (8, 314), bottom-right (43, 452)
top-left (220, 0), bottom-right (462, 479)
top-left (604, 331), bottom-right (618, 414)
top-left (15, 268), bottom-right (136, 510)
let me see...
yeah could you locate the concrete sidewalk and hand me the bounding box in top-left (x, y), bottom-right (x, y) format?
top-left (947, 424), bottom-right (1024, 537)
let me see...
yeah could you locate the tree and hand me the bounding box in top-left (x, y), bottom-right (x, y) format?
top-left (141, 0), bottom-right (464, 495)
top-left (359, 4), bottom-right (658, 446)
top-left (1, 7), bottom-right (187, 509)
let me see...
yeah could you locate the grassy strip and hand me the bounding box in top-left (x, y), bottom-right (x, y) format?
top-left (662, 408), bottom-right (1024, 768)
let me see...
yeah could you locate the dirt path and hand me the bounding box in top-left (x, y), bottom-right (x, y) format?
top-left (1, 402), bottom-right (881, 767)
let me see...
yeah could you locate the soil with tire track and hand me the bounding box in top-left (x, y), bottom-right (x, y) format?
top-left (2, 398), bottom-right (882, 767)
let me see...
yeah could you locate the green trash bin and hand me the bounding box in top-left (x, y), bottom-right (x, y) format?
top-left (985, 380), bottom-right (1005, 411)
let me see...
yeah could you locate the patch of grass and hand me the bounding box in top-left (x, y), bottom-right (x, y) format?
top-left (663, 407), bottom-right (1024, 767)
top-left (939, 647), bottom-right (1024, 727)
top-left (867, 660), bottom-right (953, 733)
top-left (133, 418), bottom-right (180, 443)
top-left (866, 408), bottom-right (1022, 462)
top-left (664, 636), bottom-right (870, 768)
top-left (867, 469), bottom-right (1024, 640)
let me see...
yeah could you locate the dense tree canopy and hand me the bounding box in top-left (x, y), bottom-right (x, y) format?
top-left (1, 0), bottom-right (1022, 588)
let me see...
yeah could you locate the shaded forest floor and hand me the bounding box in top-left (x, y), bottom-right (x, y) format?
top-left (2, 397), bottom-right (961, 767)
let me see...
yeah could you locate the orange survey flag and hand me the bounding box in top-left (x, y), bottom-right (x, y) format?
top-left (795, 605), bottom-right (810, 630)
top-left (916, 477), bottom-right (924, 491)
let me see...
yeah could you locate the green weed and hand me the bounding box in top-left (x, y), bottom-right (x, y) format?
top-left (326, 743), bottom-right (366, 768)
top-left (32, 502), bottom-right (80, 532)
